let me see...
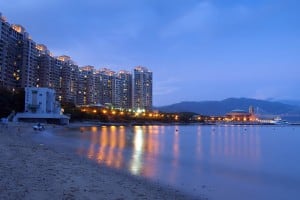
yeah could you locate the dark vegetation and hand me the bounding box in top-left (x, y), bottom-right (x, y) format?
top-left (0, 87), bottom-right (24, 118)
top-left (61, 102), bottom-right (109, 122)
top-left (63, 102), bottom-right (197, 124)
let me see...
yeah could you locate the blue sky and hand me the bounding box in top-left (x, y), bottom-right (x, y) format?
top-left (1, 0), bottom-right (299, 106)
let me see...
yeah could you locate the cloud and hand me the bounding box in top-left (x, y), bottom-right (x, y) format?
top-left (160, 1), bottom-right (217, 38)
top-left (252, 87), bottom-right (279, 100)
top-left (159, 1), bottom-right (257, 39)
top-left (1, 0), bottom-right (60, 11)
top-left (154, 78), bottom-right (181, 96)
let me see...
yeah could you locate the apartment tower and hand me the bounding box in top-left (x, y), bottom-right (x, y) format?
top-left (133, 66), bottom-right (152, 111)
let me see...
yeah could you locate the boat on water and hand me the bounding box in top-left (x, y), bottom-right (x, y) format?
top-left (270, 117), bottom-right (288, 125)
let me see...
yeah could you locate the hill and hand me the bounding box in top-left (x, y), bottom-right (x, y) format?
top-left (277, 100), bottom-right (300, 107)
top-left (156, 98), bottom-right (300, 116)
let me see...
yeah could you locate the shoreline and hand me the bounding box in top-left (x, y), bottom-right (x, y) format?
top-left (67, 120), bottom-right (298, 128)
top-left (0, 123), bottom-right (200, 200)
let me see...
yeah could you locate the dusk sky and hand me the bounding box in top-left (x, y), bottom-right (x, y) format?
top-left (1, 0), bottom-right (299, 106)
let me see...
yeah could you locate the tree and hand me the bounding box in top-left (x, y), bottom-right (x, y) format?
top-left (0, 87), bottom-right (24, 118)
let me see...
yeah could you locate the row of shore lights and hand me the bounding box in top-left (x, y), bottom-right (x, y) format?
top-left (196, 116), bottom-right (258, 122)
top-left (80, 107), bottom-right (179, 120)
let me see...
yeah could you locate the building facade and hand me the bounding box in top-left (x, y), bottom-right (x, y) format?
top-left (57, 55), bottom-right (78, 104)
top-left (133, 66), bottom-right (152, 111)
top-left (77, 65), bottom-right (96, 105)
top-left (117, 70), bottom-right (132, 109)
top-left (95, 68), bottom-right (115, 107)
top-left (0, 14), bottom-right (37, 90)
top-left (24, 87), bottom-right (61, 114)
top-left (0, 13), bottom-right (153, 111)
top-left (0, 14), bottom-right (12, 88)
top-left (13, 87), bottom-right (69, 124)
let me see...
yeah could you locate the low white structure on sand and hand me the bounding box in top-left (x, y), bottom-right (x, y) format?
top-left (13, 87), bottom-right (69, 124)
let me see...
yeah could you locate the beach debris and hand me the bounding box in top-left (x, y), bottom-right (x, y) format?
top-left (33, 123), bottom-right (45, 131)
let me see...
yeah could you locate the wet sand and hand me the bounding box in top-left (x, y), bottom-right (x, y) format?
top-left (0, 123), bottom-right (200, 200)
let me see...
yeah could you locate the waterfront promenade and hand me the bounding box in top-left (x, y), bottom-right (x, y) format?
top-left (0, 123), bottom-right (197, 200)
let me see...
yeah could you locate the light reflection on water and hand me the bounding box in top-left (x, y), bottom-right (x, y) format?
top-left (46, 125), bottom-right (300, 200)
top-left (83, 126), bottom-right (126, 169)
top-left (130, 126), bottom-right (144, 175)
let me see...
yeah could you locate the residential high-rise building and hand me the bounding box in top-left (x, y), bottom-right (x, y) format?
top-left (93, 69), bottom-right (133, 109)
top-left (36, 44), bottom-right (50, 87)
top-left (57, 55), bottom-right (78, 104)
top-left (0, 13), bottom-right (153, 110)
top-left (0, 13), bottom-right (12, 88)
top-left (10, 24), bottom-right (27, 89)
top-left (0, 14), bottom-right (37, 90)
top-left (77, 65), bottom-right (96, 105)
top-left (113, 75), bottom-right (122, 108)
top-left (117, 70), bottom-right (132, 109)
top-left (16, 25), bottom-right (38, 89)
top-left (36, 44), bottom-right (60, 92)
top-left (95, 68), bottom-right (115, 107)
top-left (133, 66), bottom-right (152, 111)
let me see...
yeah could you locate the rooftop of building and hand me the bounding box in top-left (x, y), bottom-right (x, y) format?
top-left (226, 109), bottom-right (251, 116)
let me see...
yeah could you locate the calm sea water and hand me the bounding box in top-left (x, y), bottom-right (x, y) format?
top-left (36, 125), bottom-right (300, 200)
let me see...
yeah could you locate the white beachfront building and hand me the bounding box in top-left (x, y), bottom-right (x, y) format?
top-left (13, 87), bottom-right (69, 124)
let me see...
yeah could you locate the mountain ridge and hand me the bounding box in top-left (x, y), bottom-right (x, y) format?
top-left (156, 98), bottom-right (300, 116)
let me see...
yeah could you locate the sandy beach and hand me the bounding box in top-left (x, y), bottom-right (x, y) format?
top-left (0, 123), bottom-right (200, 200)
